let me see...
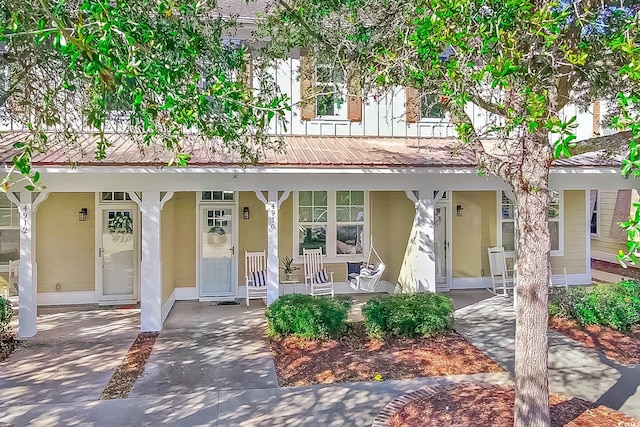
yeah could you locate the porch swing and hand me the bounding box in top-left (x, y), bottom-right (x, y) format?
top-left (349, 237), bottom-right (386, 292)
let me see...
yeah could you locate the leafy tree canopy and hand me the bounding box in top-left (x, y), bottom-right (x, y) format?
top-left (0, 0), bottom-right (289, 189)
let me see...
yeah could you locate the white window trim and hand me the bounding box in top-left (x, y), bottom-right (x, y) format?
top-left (199, 191), bottom-right (235, 203)
top-left (293, 191), bottom-right (370, 264)
top-left (497, 190), bottom-right (564, 258)
top-left (590, 189), bottom-right (600, 237)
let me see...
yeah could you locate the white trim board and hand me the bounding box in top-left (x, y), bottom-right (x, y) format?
top-left (162, 289), bottom-right (176, 324)
top-left (591, 250), bottom-right (640, 267)
top-left (174, 287), bottom-right (198, 300)
top-left (452, 274), bottom-right (592, 290)
top-left (37, 291), bottom-right (97, 305)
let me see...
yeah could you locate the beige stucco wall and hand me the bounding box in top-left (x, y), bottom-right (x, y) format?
top-left (591, 190), bottom-right (639, 258)
top-left (173, 192), bottom-right (196, 288)
top-left (452, 191), bottom-right (497, 278)
top-left (161, 196), bottom-right (176, 303)
top-left (551, 190), bottom-right (587, 274)
top-left (36, 193), bottom-right (95, 292)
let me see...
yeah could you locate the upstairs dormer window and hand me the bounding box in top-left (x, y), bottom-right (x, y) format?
top-left (315, 56), bottom-right (345, 118)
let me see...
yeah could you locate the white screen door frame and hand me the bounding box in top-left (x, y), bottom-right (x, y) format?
top-left (95, 203), bottom-right (140, 304)
top-left (197, 204), bottom-right (237, 298)
top-left (435, 202), bottom-right (452, 292)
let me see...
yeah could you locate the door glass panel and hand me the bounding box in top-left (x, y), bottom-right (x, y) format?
top-left (435, 207), bottom-right (447, 284)
top-left (102, 209), bottom-right (135, 296)
top-left (201, 208), bottom-right (233, 295)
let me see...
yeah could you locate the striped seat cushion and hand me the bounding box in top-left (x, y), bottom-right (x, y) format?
top-left (314, 268), bottom-right (329, 284)
top-left (251, 270), bottom-right (267, 287)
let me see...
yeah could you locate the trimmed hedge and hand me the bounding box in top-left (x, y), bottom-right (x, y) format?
top-left (549, 281), bottom-right (640, 332)
top-left (0, 296), bottom-right (12, 335)
top-left (362, 293), bottom-right (454, 339)
top-left (266, 294), bottom-right (352, 339)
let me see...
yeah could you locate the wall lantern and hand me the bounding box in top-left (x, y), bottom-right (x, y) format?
top-left (243, 206), bottom-right (250, 220)
top-left (456, 205), bottom-right (464, 217)
top-left (78, 208), bottom-right (88, 222)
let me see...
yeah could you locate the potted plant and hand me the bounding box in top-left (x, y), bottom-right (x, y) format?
top-left (280, 256), bottom-right (299, 281)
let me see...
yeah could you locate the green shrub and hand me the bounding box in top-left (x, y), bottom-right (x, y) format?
top-left (0, 296), bottom-right (13, 335)
top-left (265, 294), bottom-right (351, 339)
top-left (362, 293), bottom-right (453, 339)
top-left (549, 281), bottom-right (640, 332)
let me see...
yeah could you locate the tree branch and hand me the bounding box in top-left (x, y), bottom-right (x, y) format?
top-left (570, 131), bottom-right (632, 156)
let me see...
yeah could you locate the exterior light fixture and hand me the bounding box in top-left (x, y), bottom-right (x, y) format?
top-left (79, 208), bottom-right (88, 222)
top-left (243, 206), bottom-right (250, 220)
top-left (456, 205), bottom-right (464, 217)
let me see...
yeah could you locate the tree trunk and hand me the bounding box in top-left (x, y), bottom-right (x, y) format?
top-left (511, 132), bottom-right (553, 427)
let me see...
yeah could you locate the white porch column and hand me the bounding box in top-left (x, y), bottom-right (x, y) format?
top-left (266, 191), bottom-right (279, 305)
top-left (16, 190), bottom-right (36, 338)
top-left (398, 189), bottom-right (436, 293)
top-left (256, 190), bottom-right (291, 305)
top-left (139, 191), bottom-right (162, 332)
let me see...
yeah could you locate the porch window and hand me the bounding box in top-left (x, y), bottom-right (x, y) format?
top-left (0, 192), bottom-right (19, 264)
top-left (201, 191), bottom-right (234, 202)
top-left (590, 190), bottom-right (599, 236)
top-left (499, 190), bottom-right (563, 255)
top-left (336, 191), bottom-right (365, 255)
top-left (295, 190), bottom-right (369, 259)
top-left (298, 191), bottom-right (328, 255)
top-left (101, 192), bottom-right (132, 202)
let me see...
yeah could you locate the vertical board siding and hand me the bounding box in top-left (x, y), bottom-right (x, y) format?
top-left (551, 190), bottom-right (586, 274)
top-left (174, 192), bottom-right (197, 288)
top-left (161, 196), bottom-right (176, 302)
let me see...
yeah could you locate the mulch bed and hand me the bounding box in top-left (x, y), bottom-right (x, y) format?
top-left (592, 259), bottom-right (640, 280)
top-left (385, 383), bottom-right (640, 427)
top-left (0, 334), bottom-right (17, 362)
top-left (100, 332), bottom-right (158, 399)
top-left (270, 324), bottom-right (503, 386)
top-left (549, 317), bottom-right (640, 365)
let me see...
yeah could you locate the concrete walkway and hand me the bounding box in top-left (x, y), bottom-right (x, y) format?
top-left (2, 293), bottom-right (638, 425)
top-left (455, 295), bottom-right (640, 419)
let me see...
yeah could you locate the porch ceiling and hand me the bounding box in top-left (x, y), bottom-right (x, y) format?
top-left (0, 131), bottom-right (623, 169)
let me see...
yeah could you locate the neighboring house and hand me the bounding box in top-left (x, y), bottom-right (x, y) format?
top-left (0, 3), bottom-right (634, 338)
top-left (590, 189), bottom-right (640, 265)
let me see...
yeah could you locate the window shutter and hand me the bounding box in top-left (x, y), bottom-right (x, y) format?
top-left (405, 87), bottom-right (420, 124)
top-left (241, 49), bottom-right (253, 98)
top-left (299, 49), bottom-right (316, 121)
top-left (592, 101), bottom-right (601, 136)
top-left (609, 189), bottom-right (632, 240)
top-left (347, 75), bottom-right (362, 122)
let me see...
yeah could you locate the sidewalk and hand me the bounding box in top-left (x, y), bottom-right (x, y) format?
top-left (455, 296), bottom-right (640, 419)
top-left (0, 372), bottom-right (511, 427)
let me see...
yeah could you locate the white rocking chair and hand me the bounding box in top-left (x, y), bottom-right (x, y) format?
top-left (302, 248), bottom-right (335, 297)
top-left (245, 250), bottom-right (267, 307)
top-left (487, 246), bottom-right (515, 296)
top-left (349, 237), bottom-right (386, 292)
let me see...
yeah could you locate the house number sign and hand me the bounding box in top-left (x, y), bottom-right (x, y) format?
top-left (268, 202), bottom-right (276, 231)
top-left (21, 205), bottom-right (30, 234)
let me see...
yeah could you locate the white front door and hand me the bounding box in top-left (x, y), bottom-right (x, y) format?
top-left (435, 205), bottom-right (451, 292)
top-left (200, 206), bottom-right (235, 297)
top-left (97, 206), bottom-right (139, 303)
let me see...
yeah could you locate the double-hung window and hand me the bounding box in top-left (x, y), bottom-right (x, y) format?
top-left (499, 190), bottom-right (563, 255)
top-left (420, 96), bottom-right (446, 120)
top-left (316, 56), bottom-right (345, 118)
top-left (296, 191), bottom-right (368, 259)
top-left (0, 193), bottom-right (19, 265)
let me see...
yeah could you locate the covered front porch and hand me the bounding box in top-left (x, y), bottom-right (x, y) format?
top-left (0, 134), bottom-right (624, 337)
